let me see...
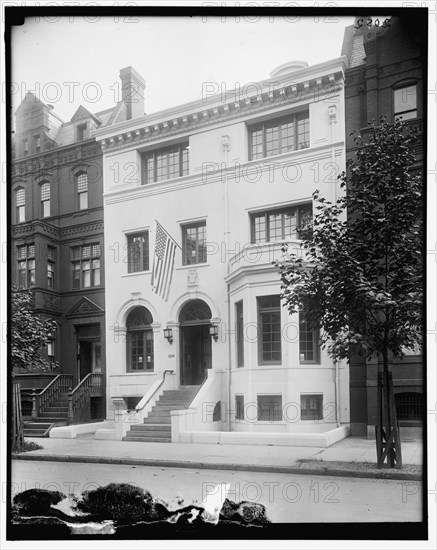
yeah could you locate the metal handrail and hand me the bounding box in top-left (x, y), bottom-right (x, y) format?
top-left (135, 369), bottom-right (174, 412)
top-left (68, 373), bottom-right (103, 424)
top-left (31, 374), bottom-right (73, 419)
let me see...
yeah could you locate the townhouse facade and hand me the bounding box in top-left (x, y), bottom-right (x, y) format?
top-left (11, 68), bottom-right (143, 425)
top-left (341, 15), bottom-right (425, 437)
top-left (93, 59), bottom-right (350, 443)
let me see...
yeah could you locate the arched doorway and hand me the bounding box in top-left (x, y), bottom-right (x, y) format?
top-left (179, 299), bottom-right (212, 386)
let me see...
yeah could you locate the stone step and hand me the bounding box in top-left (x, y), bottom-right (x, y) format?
top-left (130, 424), bottom-right (171, 433)
top-left (122, 435), bottom-right (171, 443)
top-left (32, 416), bottom-right (68, 423)
top-left (23, 422), bottom-right (55, 438)
top-left (143, 416), bottom-right (171, 424)
top-left (38, 411), bottom-right (68, 418)
top-left (43, 407), bottom-right (69, 413)
top-left (151, 404), bottom-right (189, 411)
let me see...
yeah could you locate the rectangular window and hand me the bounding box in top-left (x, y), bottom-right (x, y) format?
top-left (235, 395), bottom-right (244, 420)
top-left (47, 262), bottom-right (55, 289)
top-left (251, 203), bottom-right (313, 244)
top-left (257, 395), bottom-right (282, 421)
top-left (16, 188), bottom-right (25, 223)
top-left (127, 232), bottom-right (149, 273)
top-left (17, 244), bottom-right (35, 288)
top-left (127, 330), bottom-right (154, 372)
top-left (236, 301), bottom-right (244, 367)
top-left (71, 243), bottom-right (100, 289)
top-left (182, 221), bottom-right (207, 265)
top-left (77, 124), bottom-right (87, 141)
top-left (249, 112), bottom-right (309, 160)
top-left (257, 295), bottom-right (281, 364)
top-left (23, 139), bottom-right (28, 156)
top-left (142, 142), bottom-right (189, 184)
top-left (41, 182), bottom-right (50, 218)
top-left (47, 340), bottom-right (55, 363)
top-left (394, 85), bottom-right (417, 121)
top-left (34, 135), bottom-right (41, 152)
top-left (77, 173), bottom-right (88, 210)
top-left (301, 394), bottom-right (323, 421)
top-left (299, 311), bottom-right (320, 363)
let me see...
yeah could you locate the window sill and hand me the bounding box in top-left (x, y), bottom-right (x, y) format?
top-left (122, 270), bottom-right (152, 278)
top-left (177, 263), bottom-right (210, 271)
top-left (110, 372), bottom-right (157, 377)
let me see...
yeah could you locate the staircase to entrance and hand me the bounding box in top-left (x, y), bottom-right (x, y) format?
top-left (123, 386), bottom-right (200, 443)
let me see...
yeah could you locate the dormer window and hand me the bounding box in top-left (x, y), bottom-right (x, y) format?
top-left (77, 123), bottom-right (87, 141)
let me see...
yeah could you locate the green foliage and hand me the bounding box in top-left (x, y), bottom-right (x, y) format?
top-left (11, 284), bottom-right (58, 373)
top-left (275, 118), bottom-right (423, 363)
top-left (78, 483), bottom-right (153, 525)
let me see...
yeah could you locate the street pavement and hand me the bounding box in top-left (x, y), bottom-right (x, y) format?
top-left (11, 460), bottom-right (423, 523)
top-left (12, 435), bottom-right (423, 478)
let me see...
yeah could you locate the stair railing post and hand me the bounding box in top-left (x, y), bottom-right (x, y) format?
top-left (67, 387), bottom-right (73, 425)
top-left (31, 391), bottom-right (38, 421)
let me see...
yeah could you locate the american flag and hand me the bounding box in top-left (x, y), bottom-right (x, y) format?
top-left (151, 221), bottom-right (177, 300)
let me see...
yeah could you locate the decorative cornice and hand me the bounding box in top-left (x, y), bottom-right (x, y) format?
top-left (96, 76), bottom-right (344, 154)
top-left (60, 221), bottom-right (104, 238)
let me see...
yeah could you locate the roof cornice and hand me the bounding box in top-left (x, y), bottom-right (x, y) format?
top-left (93, 58), bottom-right (346, 154)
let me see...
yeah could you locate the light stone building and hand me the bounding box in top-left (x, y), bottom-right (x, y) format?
top-left (92, 60), bottom-right (350, 445)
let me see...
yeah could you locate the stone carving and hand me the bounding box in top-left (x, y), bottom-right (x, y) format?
top-left (187, 270), bottom-right (199, 297)
top-left (42, 294), bottom-right (61, 312)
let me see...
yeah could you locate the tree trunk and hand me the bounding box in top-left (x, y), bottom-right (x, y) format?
top-left (376, 349), bottom-right (402, 468)
top-left (12, 382), bottom-right (24, 451)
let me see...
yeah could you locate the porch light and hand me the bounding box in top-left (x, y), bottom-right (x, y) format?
top-left (209, 323), bottom-right (219, 342)
top-left (164, 327), bottom-right (173, 344)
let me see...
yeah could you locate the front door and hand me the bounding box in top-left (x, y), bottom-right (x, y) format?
top-left (79, 341), bottom-right (92, 381)
top-left (180, 324), bottom-right (211, 385)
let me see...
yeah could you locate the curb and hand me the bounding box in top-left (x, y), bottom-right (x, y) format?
top-left (12, 453), bottom-right (422, 481)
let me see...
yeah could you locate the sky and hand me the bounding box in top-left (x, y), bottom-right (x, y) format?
top-left (10, 14), bottom-right (355, 122)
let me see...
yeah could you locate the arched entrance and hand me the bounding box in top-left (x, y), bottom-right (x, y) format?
top-left (179, 299), bottom-right (212, 386)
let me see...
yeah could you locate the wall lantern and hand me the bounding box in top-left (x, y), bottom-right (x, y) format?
top-left (209, 324), bottom-right (219, 342)
top-left (164, 327), bottom-right (173, 344)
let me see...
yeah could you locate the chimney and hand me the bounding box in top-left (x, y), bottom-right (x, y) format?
top-left (119, 66), bottom-right (146, 120)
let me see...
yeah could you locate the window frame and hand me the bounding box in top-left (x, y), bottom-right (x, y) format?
top-left (257, 394), bottom-right (283, 422)
top-left (16, 188), bottom-right (26, 224)
top-left (250, 203), bottom-right (313, 244)
top-left (34, 135), bottom-right (41, 152)
top-left (126, 307), bottom-right (154, 372)
top-left (393, 83), bottom-right (418, 121)
top-left (40, 182), bottom-right (51, 218)
top-left (300, 394), bottom-right (323, 421)
top-left (235, 395), bottom-right (245, 420)
top-left (77, 123), bottom-right (87, 141)
top-left (141, 142), bottom-right (189, 185)
top-left (71, 243), bottom-right (101, 289)
top-left (236, 300), bottom-right (244, 367)
top-left (248, 111), bottom-right (310, 161)
top-left (299, 310), bottom-right (320, 364)
top-left (257, 295), bottom-right (282, 365)
top-left (126, 231), bottom-right (150, 273)
top-left (77, 172), bottom-right (88, 210)
top-left (182, 220), bottom-right (207, 266)
top-left (17, 244), bottom-right (35, 288)
top-left (47, 246), bottom-right (56, 290)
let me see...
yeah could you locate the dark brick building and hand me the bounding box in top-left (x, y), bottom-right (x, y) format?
top-left (341, 15), bottom-right (425, 437)
top-left (11, 67), bottom-right (144, 423)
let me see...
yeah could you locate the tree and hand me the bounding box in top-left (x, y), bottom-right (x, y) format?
top-left (275, 118), bottom-right (423, 467)
top-left (11, 284), bottom-right (58, 373)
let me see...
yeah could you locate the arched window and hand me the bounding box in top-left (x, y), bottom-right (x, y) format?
top-left (16, 188), bottom-right (25, 223)
top-left (126, 307), bottom-right (154, 372)
top-left (40, 182), bottom-right (51, 218)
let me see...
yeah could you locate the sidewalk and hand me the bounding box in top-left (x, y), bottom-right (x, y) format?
top-left (13, 435), bottom-right (423, 480)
